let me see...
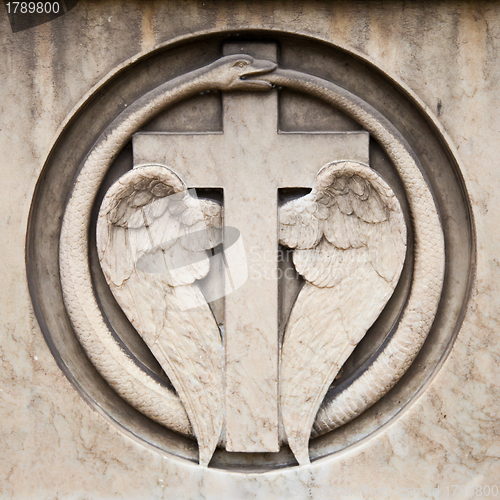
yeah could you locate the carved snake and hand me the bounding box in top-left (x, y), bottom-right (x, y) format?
top-left (59, 55), bottom-right (444, 450)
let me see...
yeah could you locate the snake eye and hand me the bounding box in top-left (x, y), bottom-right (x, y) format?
top-left (234, 61), bottom-right (248, 68)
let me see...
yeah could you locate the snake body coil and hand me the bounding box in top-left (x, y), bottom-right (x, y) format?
top-left (59, 58), bottom-right (444, 447)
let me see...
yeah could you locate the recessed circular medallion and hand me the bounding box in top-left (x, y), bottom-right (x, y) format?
top-left (27, 31), bottom-right (474, 471)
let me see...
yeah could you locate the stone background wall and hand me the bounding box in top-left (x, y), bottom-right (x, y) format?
top-left (1, 1), bottom-right (499, 497)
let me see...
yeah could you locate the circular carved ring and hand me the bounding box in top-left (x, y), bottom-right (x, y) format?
top-left (27, 31), bottom-right (474, 470)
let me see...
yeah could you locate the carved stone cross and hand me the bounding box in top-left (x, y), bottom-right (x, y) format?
top-left (132, 43), bottom-right (369, 452)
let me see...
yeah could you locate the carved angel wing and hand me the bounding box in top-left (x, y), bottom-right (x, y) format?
top-left (279, 160), bottom-right (407, 465)
top-left (96, 165), bottom-right (223, 466)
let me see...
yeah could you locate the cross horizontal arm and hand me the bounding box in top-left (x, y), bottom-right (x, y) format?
top-left (133, 130), bottom-right (369, 188)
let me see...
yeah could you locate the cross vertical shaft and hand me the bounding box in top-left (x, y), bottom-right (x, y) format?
top-left (222, 79), bottom-right (280, 452)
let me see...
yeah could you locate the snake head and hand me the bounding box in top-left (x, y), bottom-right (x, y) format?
top-left (214, 54), bottom-right (277, 91)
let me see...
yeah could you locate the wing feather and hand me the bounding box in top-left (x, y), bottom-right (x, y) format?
top-left (354, 186), bottom-right (387, 222)
top-left (344, 212), bottom-right (363, 247)
top-left (339, 257), bottom-right (394, 343)
top-left (279, 161), bottom-right (407, 465)
top-left (279, 197), bottom-right (323, 249)
top-left (280, 283), bottom-right (347, 466)
top-left (97, 165), bottom-right (223, 466)
top-left (335, 192), bottom-right (353, 215)
top-left (323, 207), bottom-right (350, 249)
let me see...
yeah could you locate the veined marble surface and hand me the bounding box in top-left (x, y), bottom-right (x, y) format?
top-left (1, 1), bottom-right (499, 498)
